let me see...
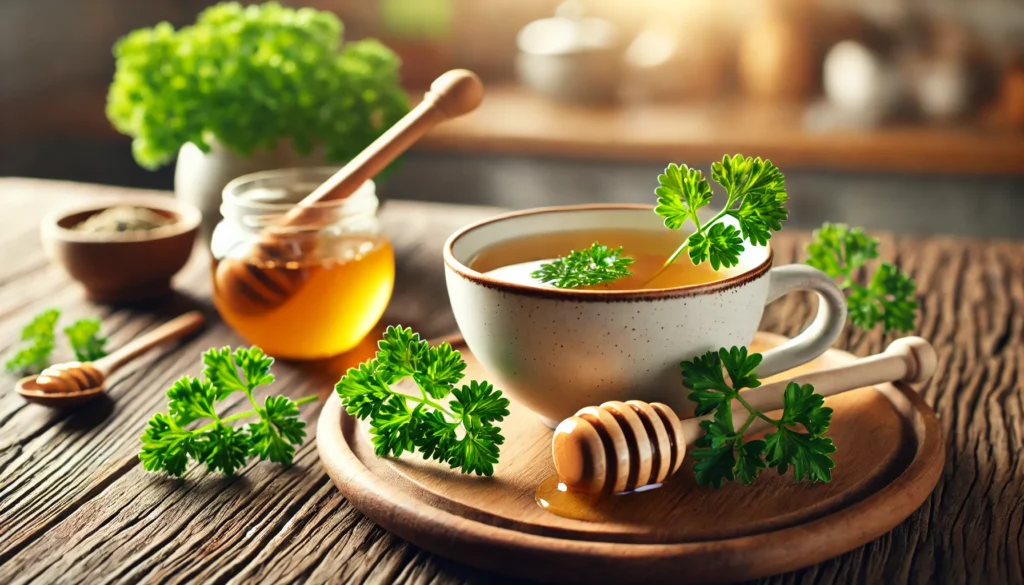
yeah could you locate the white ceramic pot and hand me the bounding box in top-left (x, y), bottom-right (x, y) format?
top-left (174, 140), bottom-right (326, 239)
top-left (443, 205), bottom-right (848, 427)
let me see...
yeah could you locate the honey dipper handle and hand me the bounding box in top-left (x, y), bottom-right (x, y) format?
top-left (279, 69), bottom-right (483, 227)
top-left (92, 312), bottom-right (206, 375)
top-left (681, 337), bottom-right (938, 446)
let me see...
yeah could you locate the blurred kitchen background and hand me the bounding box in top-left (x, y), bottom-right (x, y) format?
top-left (1, 0), bottom-right (1022, 237)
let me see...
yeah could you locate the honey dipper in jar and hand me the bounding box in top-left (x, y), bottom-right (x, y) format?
top-left (549, 337), bottom-right (937, 497)
top-left (213, 70), bottom-right (484, 317)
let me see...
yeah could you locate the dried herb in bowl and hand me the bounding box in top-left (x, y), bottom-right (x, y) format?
top-left (72, 206), bottom-right (175, 233)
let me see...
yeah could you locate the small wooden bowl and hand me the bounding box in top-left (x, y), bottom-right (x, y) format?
top-left (40, 195), bottom-right (201, 302)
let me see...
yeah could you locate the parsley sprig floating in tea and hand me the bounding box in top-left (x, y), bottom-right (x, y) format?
top-left (681, 347), bottom-right (836, 487)
top-left (805, 223), bottom-right (917, 336)
top-left (336, 326), bottom-right (510, 476)
top-left (139, 346), bottom-right (317, 477)
top-left (531, 243), bottom-right (634, 288)
top-left (4, 309), bottom-right (109, 374)
top-left (533, 154), bottom-right (789, 288)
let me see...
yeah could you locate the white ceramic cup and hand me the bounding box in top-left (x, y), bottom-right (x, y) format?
top-left (444, 205), bottom-right (848, 427)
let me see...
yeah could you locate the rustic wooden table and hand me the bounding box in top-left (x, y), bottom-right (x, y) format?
top-left (0, 178), bottom-right (1021, 584)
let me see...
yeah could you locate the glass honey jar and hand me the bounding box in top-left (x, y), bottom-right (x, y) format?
top-left (211, 168), bottom-right (394, 360)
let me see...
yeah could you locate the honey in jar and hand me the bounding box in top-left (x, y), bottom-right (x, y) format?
top-left (211, 168), bottom-right (394, 360)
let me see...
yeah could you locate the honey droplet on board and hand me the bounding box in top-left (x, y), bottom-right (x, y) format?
top-left (535, 475), bottom-right (664, 522)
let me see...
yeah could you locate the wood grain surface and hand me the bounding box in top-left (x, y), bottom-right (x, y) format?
top-left (0, 178), bottom-right (1021, 584)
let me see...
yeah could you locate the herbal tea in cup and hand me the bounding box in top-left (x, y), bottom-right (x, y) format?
top-left (444, 204), bottom-right (847, 427)
top-left (469, 226), bottom-right (745, 290)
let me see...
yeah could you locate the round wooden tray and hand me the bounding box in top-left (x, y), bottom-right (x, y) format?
top-left (317, 333), bottom-right (944, 584)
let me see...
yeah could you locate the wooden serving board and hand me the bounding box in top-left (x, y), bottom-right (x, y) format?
top-left (317, 333), bottom-right (944, 584)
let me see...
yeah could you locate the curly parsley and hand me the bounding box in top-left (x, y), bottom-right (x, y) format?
top-left (64, 318), bottom-right (109, 362)
top-left (336, 326), bottom-right (510, 476)
top-left (107, 2), bottom-right (408, 169)
top-left (4, 309), bottom-right (61, 374)
top-left (139, 346), bottom-right (316, 476)
top-left (5, 310), bottom-right (111, 374)
top-left (806, 222), bottom-right (917, 335)
top-left (531, 243), bottom-right (634, 288)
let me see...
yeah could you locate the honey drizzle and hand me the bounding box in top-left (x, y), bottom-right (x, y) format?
top-left (539, 401), bottom-right (684, 521)
top-left (535, 476), bottom-right (665, 523)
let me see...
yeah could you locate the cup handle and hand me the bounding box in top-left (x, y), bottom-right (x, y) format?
top-left (756, 264), bottom-right (848, 378)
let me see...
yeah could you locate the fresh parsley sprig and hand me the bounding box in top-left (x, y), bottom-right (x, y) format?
top-left (532, 154), bottom-right (789, 289)
top-left (531, 243), bottom-right (634, 288)
top-left (658, 155), bottom-right (788, 270)
top-left (5, 309), bottom-right (61, 374)
top-left (64, 318), bottom-right (109, 362)
top-left (805, 222), bottom-right (917, 336)
top-left (139, 346), bottom-right (317, 476)
top-left (5, 310), bottom-right (111, 374)
top-left (682, 347), bottom-right (836, 488)
top-left (336, 326), bottom-right (510, 476)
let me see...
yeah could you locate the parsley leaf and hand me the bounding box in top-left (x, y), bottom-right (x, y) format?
top-left (805, 223), bottom-right (917, 335)
top-left (681, 347), bottom-right (835, 487)
top-left (655, 163), bottom-right (713, 230)
top-left (692, 408), bottom-right (738, 488)
top-left (249, 395), bottom-right (307, 465)
top-left (661, 154), bottom-right (789, 270)
top-left (139, 346), bottom-right (316, 477)
top-left (5, 309), bottom-right (60, 374)
top-left (202, 346), bottom-right (247, 398)
top-left (687, 222), bottom-right (744, 271)
top-left (139, 413), bottom-right (193, 477)
top-left (167, 376), bottom-right (219, 425)
top-left (64, 318), bottom-right (108, 362)
top-left (532, 243), bottom-right (635, 289)
top-left (526, 154), bottom-right (789, 289)
top-left (376, 325), bottom-right (429, 382)
top-left (735, 439), bottom-right (769, 485)
top-left (805, 222), bottom-right (878, 284)
top-left (413, 342), bottom-right (466, 399)
top-left (336, 325), bottom-right (511, 476)
top-left (719, 346), bottom-right (763, 392)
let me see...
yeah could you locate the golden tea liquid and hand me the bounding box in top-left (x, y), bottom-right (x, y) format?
top-left (213, 236), bottom-right (394, 359)
top-left (468, 228), bottom-right (740, 290)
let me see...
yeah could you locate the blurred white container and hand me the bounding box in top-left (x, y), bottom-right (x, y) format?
top-left (515, 1), bottom-right (622, 103)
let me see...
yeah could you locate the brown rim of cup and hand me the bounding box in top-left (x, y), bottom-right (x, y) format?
top-left (442, 203), bottom-right (774, 301)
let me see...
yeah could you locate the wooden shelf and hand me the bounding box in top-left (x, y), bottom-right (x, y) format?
top-left (7, 84), bottom-right (1024, 175)
top-left (418, 85), bottom-right (1024, 175)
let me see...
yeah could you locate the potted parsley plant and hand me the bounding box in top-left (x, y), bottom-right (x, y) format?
top-left (106, 2), bottom-right (409, 233)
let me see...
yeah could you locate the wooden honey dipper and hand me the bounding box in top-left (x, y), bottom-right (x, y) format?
top-left (214, 69), bottom-right (485, 314)
top-left (15, 311), bottom-right (206, 408)
top-left (551, 337), bottom-right (938, 494)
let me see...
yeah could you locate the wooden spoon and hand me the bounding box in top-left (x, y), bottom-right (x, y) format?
top-left (214, 69), bottom-right (484, 315)
top-left (16, 311), bottom-right (206, 408)
top-left (552, 336), bottom-right (938, 494)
